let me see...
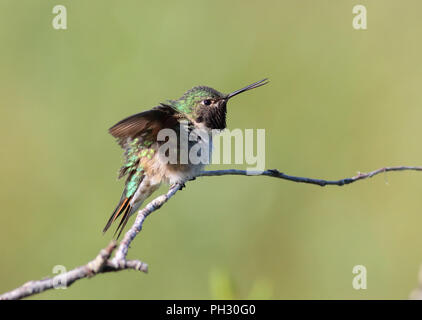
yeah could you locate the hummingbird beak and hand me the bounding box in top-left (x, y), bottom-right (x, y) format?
top-left (225, 78), bottom-right (269, 100)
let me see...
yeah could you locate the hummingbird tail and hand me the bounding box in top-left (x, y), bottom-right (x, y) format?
top-left (103, 195), bottom-right (132, 234)
top-left (113, 203), bottom-right (132, 239)
top-left (103, 176), bottom-right (160, 239)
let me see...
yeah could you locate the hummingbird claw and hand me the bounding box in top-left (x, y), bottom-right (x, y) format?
top-left (267, 169), bottom-right (281, 176)
top-left (170, 182), bottom-right (186, 191)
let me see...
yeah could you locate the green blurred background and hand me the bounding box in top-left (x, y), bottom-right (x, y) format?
top-left (1, 0), bottom-right (422, 299)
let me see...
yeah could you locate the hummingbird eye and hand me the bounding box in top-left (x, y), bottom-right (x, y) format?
top-left (202, 99), bottom-right (212, 106)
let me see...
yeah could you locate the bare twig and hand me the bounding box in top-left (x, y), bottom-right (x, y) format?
top-left (198, 166), bottom-right (422, 186)
top-left (0, 241), bottom-right (147, 300)
top-left (1, 165), bottom-right (422, 300)
top-left (0, 184), bottom-right (181, 300)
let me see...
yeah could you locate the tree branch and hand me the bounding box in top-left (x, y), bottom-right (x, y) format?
top-left (198, 166), bottom-right (422, 186)
top-left (0, 241), bottom-right (147, 300)
top-left (0, 184), bottom-right (181, 300)
top-left (1, 165), bottom-right (422, 300)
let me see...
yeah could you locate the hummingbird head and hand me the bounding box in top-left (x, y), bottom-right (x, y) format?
top-left (169, 79), bottom-right (269, 130)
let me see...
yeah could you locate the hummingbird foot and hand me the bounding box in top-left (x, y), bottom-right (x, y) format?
top-left (267, 169), bottom-right (281, 177)
top-left (170, 182), bottom-right (186, 191)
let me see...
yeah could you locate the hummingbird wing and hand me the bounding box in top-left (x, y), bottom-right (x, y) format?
top-left (109, 104), bottom-right (180, 148)
top-left (104, 104), bottom-right (181, 237)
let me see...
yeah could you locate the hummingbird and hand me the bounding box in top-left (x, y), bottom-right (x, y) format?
top-left (103, 78), bottom-right (269, 238)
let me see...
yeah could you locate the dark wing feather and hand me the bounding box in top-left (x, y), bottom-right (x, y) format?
top-left (109, 104), bottom-right (180, 148)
